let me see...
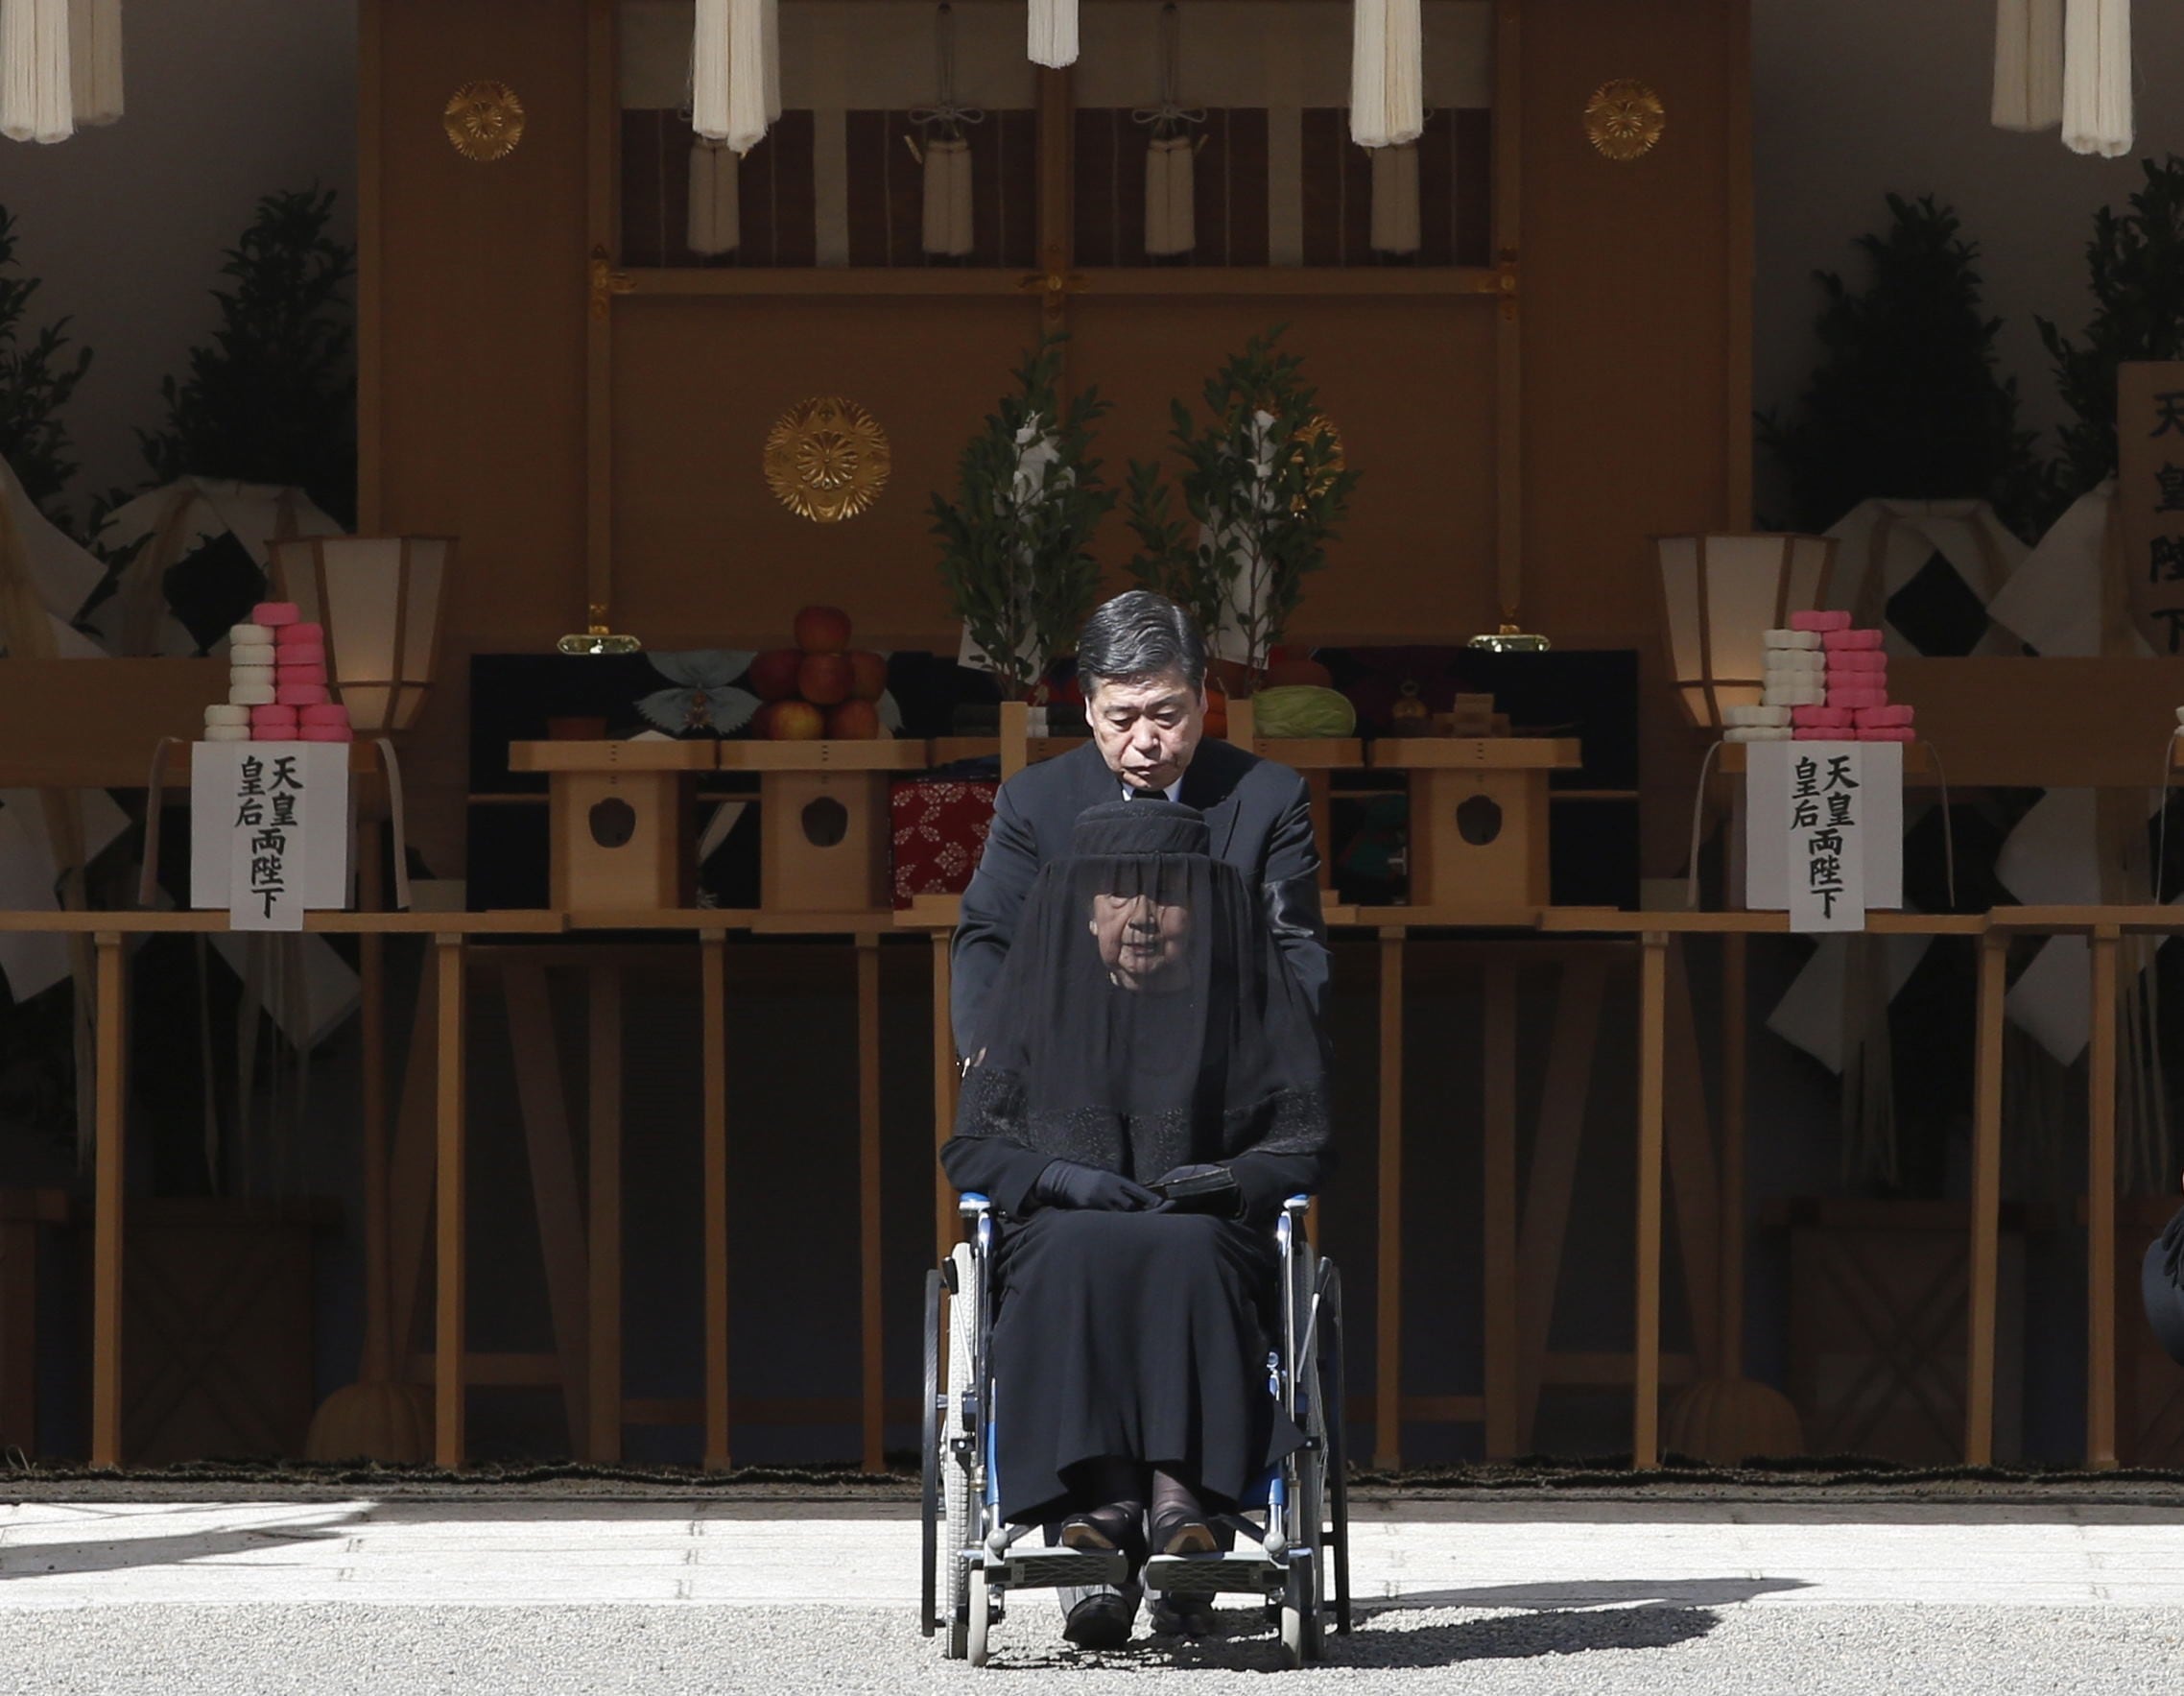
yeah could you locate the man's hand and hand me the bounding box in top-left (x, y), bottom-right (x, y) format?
top-left (1033, 1159), bottom-right (1163, 1212)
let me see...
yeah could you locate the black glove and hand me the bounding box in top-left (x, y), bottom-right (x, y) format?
top-left (1151, 1163), bottom-right (1244, 1218)
top-left (1033, 1159), bottom-right (1162, 1212)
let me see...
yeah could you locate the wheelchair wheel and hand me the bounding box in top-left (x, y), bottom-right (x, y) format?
top-left (920, 1267), bottom-right (942, 1637)
top-left (1318, 1263), bottom-right (1352, 1635)
top-left (941, 1244), bottom-right (979, 1659)
top-left (1279, 1560), bottom-right (1320, 1669)
top-left (966, 1565), bottom-right (991, 1667)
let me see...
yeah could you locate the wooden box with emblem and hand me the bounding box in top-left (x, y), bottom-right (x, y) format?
top-left (1366, 738), bottom-right (1583, 912)
top-left (508, 739), bottom-right (714, 909)
top-left (719, 740), bottom-right (932, 916)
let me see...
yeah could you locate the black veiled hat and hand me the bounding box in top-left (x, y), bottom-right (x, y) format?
top-left (1070, 798), bottom-right (1210, 858)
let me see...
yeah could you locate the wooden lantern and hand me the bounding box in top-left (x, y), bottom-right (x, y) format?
top-left (508, 740), bottom-right (713, 910)
top-left (1367, 738), bottom-right (1582, 913)
top-left (718, 740), bottom-right (931, 916)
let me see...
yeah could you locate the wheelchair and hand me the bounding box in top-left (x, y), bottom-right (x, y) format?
top-left (920, 1193), bottom-right (1351, 1668)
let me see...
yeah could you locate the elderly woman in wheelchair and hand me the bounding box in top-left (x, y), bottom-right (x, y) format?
top-left (934, 799), bottom-right (1341, 1661)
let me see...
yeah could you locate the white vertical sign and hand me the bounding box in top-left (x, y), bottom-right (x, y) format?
top-left (191, 744), bottom-right (352, 927)
top-left (1745, 742), bottom-right (1904, 927)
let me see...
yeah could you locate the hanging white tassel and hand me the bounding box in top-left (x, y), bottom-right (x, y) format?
top-left (922, 135), bottom-right (974, 256)
top-left (692, 0), bottom-right (772, 154)
top-left (693, 0), bottom-right (730, 140)
top-left (762, 0), bottom-right (781, 123)
top-left (68, 0), bottom-right (121, 126)
top-left (1370, 140), bottom-right (1420, 254)
top-left (1145, 135), bottom-right (1196, 256)
top-left (688, 138), bottom-right (741, 255)
top-left (725, 0), bottom-right (769, 153)
top-left (1029, 0), bottom-right (1078, 70)
top-left (2061, 0), bottom-right (2130, 156)
top-left (1350, 0), bottom-right (1422, 149)
top-left (0, 0), bottom-right (73, 145)
top-left (1992, 0), bottom-right (2062, 131)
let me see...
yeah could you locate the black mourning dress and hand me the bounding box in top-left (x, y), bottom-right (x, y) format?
top-left (940, 800), bottom-right (1332, 1525)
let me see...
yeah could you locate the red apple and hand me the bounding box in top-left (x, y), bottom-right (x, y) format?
top-left (826, 700), bottom-right (882, 739)
top-left (767, 699), bottom-right (825, 740)
top-left (795, 605), bottom-right (852, 654)
top-left (798, 652), bottom-right (853, 705)
top-left (845, 650), bottom-right (888, 702)
top-left (747, 648), bottom-right (804, 702)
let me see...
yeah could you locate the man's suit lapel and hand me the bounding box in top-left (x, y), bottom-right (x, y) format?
top-left (1181, 741), bottom-right (1245, 864)
top-left (1065, 738), bottom-right (1116, 820)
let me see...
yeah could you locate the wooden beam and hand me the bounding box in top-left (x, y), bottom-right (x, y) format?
top-left (357, 0), bottom-right (384, 531)
top-left (1965, 930), bottom-right (2007, 1466)
top-left (1491, 0), bottom-right (1524, 622)
top-left (388, 953), bottom-right (439, 1378)
top-left (932, 935), bottom-right (958, 1265)
top-left (701, 930), bottom-right (731, 1470)
top-left (1482, 962), bottom-right (1519, 1459)
top-left (2088, 925), bottom-right (2120, 1469)
top-left (89, 933), bottom-right (126, 1469)
top-left (857, 935), bottom-right (886, 1473)
top-left (1719, 934), bottom-right (1749, 1378)
top-left (1632, 934), bottom-right (1669, 1469)
top-left (433, 934), bottom-right (468, 1468)
top-left (583, 0), bottom-right (619, 627)
top-left (588, 963), bottom-right (625, 1463)
top-left (1375, 929), bottom-right (1405, 1469)
top-left (1723, 0), bottom-right (1754, 530)
top-left (1662, 941), bottom-right (1721, 1375)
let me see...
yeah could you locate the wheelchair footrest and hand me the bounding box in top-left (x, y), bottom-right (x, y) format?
top-left (980, 1547), bottom-right (1131, 1590)
top-left (1142, 1552), bottom-right (1285, 1598)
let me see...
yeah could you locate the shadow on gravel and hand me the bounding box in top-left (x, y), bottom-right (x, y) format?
top-left (1367, 1576), bottom-right (1811, 1610)
top-left (0, 1505), bottom-right (365, 1582)
top-left (993, 1593), bottom-right (1736, 1671)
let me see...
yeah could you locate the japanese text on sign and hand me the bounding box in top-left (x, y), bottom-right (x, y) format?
top-left (2117, 363), bottom-right (2184, 654)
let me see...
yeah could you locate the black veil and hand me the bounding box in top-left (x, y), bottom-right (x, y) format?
top-left (955, 799), bottom-right (1329, 1182)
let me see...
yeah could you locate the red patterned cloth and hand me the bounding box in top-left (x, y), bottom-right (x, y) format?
top-left (890, 778), bottom-right (998, 908)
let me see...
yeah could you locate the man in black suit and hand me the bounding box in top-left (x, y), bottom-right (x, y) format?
top-left (948, 590), bottom-right (1330, 1650)
top-left (952, 589), bottom-right (1329, 1064)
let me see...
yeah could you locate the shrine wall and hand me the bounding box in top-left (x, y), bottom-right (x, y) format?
top-left (367, 0), bottom-right (1748, 875)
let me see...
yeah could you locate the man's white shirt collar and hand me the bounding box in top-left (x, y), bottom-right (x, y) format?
top-left (1124, 779), bottom-right (1184, 801)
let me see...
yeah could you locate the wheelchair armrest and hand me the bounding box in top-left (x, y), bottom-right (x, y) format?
top-left (958, 1192), bottom-right (992, 1218)
top-left (1282, 1194), bottom-right (1313, 1216)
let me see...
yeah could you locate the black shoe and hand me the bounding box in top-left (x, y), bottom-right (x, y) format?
top-left (1058, 1500), bottom-right (1146, 1564)
top-left (1151, 1595), bottom-right (1222, 1638)
top-left (1061, 1590), bottom-right (1134, 1651)
top-left (1149, 1472), bottom-right (1217, 1556)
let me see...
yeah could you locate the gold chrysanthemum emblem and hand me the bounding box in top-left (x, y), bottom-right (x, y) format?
top-left (1585, 80), bottom-right (1665, 162)
top-left (764, 397), bottom-right (891, 523)
top-left (444, 81), bottom-right (526, 161)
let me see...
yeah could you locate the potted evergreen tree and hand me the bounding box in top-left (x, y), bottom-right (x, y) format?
top-left (930, 337), bottom-right (1115, 709)
top-left (1124, 328), bottom-right (1356, 693)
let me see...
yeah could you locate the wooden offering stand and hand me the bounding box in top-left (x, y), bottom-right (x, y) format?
top-left (509, 740), bottom-right (714, 908)
top-left (717, 739), bottom-right (930, 914)
top-left (1367, 737), bottom-right (1583, 909)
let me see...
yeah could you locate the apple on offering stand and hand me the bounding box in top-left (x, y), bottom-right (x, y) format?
top-left (749, 606), bottom-right (890, 739)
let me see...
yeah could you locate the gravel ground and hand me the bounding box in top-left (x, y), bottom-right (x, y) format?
top-left (0, 1601), bottom-right (2178, 1695)
top-left (0, 1599), bottom-right (2174, 1696)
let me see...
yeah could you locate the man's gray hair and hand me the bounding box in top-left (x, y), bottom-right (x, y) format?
top-left (1077, 590), bottom-right (1207, 692)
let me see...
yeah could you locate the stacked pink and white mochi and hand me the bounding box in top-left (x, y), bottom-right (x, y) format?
top-left (201, 601), bottom-right (353, 744)
top-left (1721, 610), bottom-right (1914, 745)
